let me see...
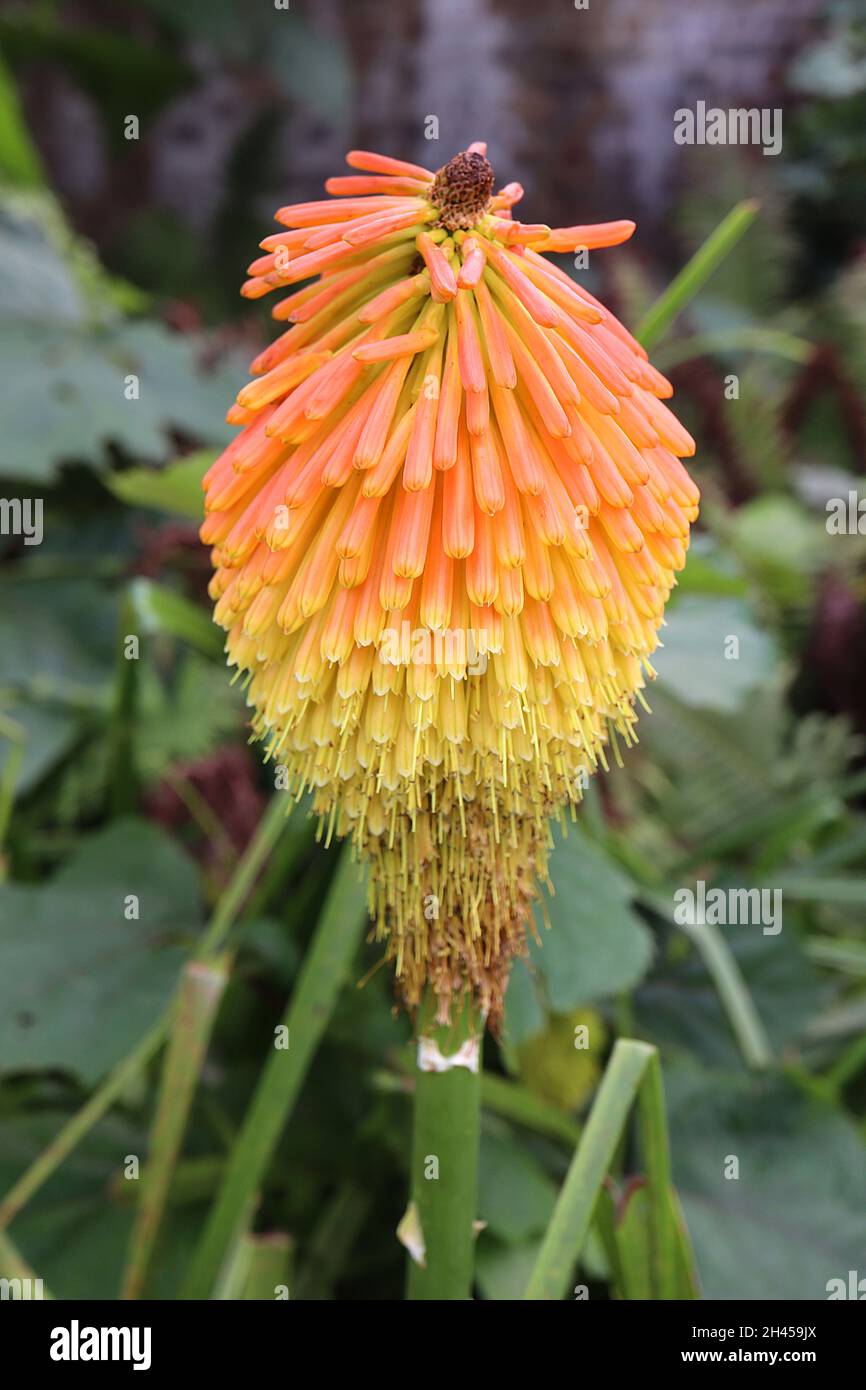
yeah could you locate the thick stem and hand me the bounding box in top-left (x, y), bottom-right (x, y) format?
top-left (405, 992), bottom-right (482, 1301)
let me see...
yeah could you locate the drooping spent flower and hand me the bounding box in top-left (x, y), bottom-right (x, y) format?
top-left (202, 144), bottom-right (699, 1025)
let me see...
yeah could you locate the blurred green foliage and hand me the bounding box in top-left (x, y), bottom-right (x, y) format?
top-left (0, 5), bottom-right (865, 1303)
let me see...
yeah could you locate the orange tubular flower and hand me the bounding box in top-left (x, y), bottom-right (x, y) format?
top-left (202, 144), bottom-right (699, 1025)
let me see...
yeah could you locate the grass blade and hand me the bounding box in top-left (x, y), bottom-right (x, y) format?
top-left (0, 796), bottom-right (290, 1232)
top-left (0, 712), bottom-right (25, 870)
top-left (0, 1231), bottom-right (53, 1300)
top-left (0, 1019), bottom-right (165, 1234)
top-left (524, 1039), bottom-right (653, 1300)
top-left (635, 200), bottom-right (759, 350)
top-left (121, 956), bottom-right (230, 1299)
top-left (198, 795), bottom-right (289, 959)
top-left (181, 845), bottom-right (367, 1298)
top-left (219, 1232), bottom-right (294, 1301)
top-left (640, 888), bottom-right (773, 1070)
top-left (637, 1051), bottom-right (678, 1299)
top-left (679, 917), bottom-right (773, 1070)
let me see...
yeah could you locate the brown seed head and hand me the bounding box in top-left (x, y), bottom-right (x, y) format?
top-left (431, 150), bottom-right (495, 231)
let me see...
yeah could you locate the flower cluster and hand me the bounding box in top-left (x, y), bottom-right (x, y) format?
top-left (202, 145), bottom-right (699, 1023)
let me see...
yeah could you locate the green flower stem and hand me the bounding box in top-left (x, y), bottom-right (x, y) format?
top-left (405, 994), bottom-right (483, 1301)
top-left (0, 795), bottom-right (289, 1235)
top-left (241, 805), bottom-right (314, 922)
top-left (121, 956), bottom-right (230, 1299)
top-left (181, 846), bottom-right (367, 1299)
top-left (635, 200), bottom-right (759, 350)
top-left (384, 1048), bottom-right (581, 1147)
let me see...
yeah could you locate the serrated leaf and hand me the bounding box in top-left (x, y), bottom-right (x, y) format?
top-left (0, 316), bottom-right (243, 482)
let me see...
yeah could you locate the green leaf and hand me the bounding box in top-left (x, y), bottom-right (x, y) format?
top-left (0, 1110), bottom-right (199, 1299)
top-left (654, 596), bottom-right (777, 712)
top-left (106, 451), bottom-right (213, 521)
top-left (128, 579), bottom-right (224, 660)
top-left (0, 54), bottom-right (44, 187)
top-left (774, 874), bottom-right (866, 908)
top-left (477, 1128), bottom-right (558, 1244)
top-left (0, 578), bottom-right (118, 702)
top-left (181, 847), bottom-right (368, 1298)
top-left (524, 1039), bottom-right (662, 1300)
top-left (654, 325), bottom-right (812, 370)
top-left (615, 1184), bottom-right (652, 1299)
top-left (475, 1236), bottom-right (543, 1301)
top-left (502, 958), bottom-right (547, 1051)
top-left (666, 1064), bottom-right (866, 1300)
top-left (0, 703), bottom-right (82, 797)
top-left (0, 213), bottom-right (82, 322)
top-left (134, 653), bottom-right (243, 785)
top-left (529, 827), bottom-right (654, 1010)
top-left (0, 227), bottom-right (244, 480)
top-left (0, 819), bottom-right (199, 1082)
top-left (728, 496), bottom-right (828, 608)
top-left (669, 542), bottom-right (750, 601)
top-left (612, 1181), bottom-right (699, 1300)
top-left (637, 921), bottom-right (826, 1069)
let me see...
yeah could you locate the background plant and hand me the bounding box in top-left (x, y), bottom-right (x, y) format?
top-left (0, 0), bottom-right (864, 1302)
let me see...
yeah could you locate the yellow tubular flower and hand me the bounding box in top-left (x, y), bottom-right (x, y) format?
top-left (202, 144), bottom-right (699, 1026)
